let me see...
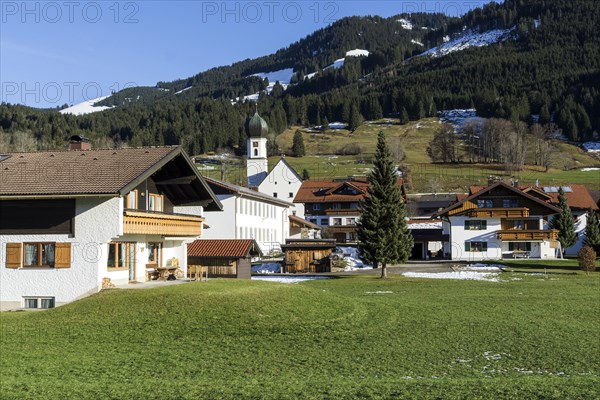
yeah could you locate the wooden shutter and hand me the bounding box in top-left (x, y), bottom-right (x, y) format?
top-left (482, 220), bottom-right (487, 230)
top-left (482, 242), bottom-right (488, 252)
top-left (6, 243), bottom-right (22, 268)
top-left (464, 221), bottom-right (470, 230)
top-left (55, 243), bottom-right (72, 268)
top-left (465, 242), bottom-right (471, 252)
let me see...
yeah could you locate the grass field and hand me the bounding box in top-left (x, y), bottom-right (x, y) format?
top-left (196, 118), bottom-right (600, 191)
top-left (1, 273), bottom-right (599, 399)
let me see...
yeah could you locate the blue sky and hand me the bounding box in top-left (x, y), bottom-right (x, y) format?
top-left (1, 1), bottom-right (494, 108)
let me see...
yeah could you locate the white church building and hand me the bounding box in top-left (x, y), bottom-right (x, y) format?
top-left (246, 112), bottom-right (305, 218)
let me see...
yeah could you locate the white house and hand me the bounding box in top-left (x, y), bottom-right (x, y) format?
top-left (258, 157), bottom-right (305, 218)
top-left (435, 181), bottom-right (561, 261)
top-left (202, 177), bottom-right (294, 255)
top-left (0, 143), bottom-right (221, 310)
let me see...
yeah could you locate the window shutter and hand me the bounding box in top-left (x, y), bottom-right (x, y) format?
top-left (482, 242), bottom-right (488, 251)
top-left (55, 243), bottom-right (72, 268)
top-left (482, 220), bottom-right (487, 230)
top-left (526, 242), bottom-right (532, 252)
top-left (464, 221), bottom-right (470, 230)
top-left (6, 243), bottom-right (22, 268)
top-left (465, 242), bottom-right (471, 252)
top-left (509, 242), bottom-right (514, 251)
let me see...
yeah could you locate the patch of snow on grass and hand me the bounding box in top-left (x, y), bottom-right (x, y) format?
top-left (581, 167), bottom-right (600, 172)
top-left (252, 276), bottom-right (330, 284)
top-left (421, 28), bottom-right (514, 58)
top-left (251, 263), bottom-right (282, 274)
top-left (582, 142), bottom-right (600, 152)
top-left (464, 263), bottom-right (506, 271)
top-left (403, 271), bottom-right (500, 281)
top-left (59, 96), bottom-right (114, 116)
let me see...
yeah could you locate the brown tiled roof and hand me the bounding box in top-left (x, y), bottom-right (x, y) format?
top-left (0, 147), bottom-right (178, 196)
top-left (187, 239), bottom-right (260, 258)
top-left (294, 178), bottom-right (404, 203)
top-left (289, 215), bottom-right (322, 229)
top-left (544, 184), bottom-right (598, 211)
top-left (436, 181), bottom-right (561, 217)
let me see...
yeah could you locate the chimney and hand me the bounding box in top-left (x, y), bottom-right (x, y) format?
top-left (69, 135), bottom-right (91, 151)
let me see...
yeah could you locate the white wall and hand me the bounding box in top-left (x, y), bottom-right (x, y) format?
top-left (258, 159), bottom-right (305, 218)
top-left (202, 193), bottom-right (290, 254)
top-left (449, 216), bottom-right (502, 261)
top-left (0, 197), bottom-right (122, 310)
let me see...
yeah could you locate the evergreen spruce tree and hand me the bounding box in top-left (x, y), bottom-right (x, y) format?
top-left (549, 187), bottom-right (578, 256)
top-left (302, 168), bottom-right (310, 180)
top-left (583, 208), bottom-right (600, 253)
top-left (357, 132), bottom-right (413, 278)
top-left (400, 107), bottom-right (410, 125)
top-left (348, 103), bottom-right (362, 132)
top-left (292, 130), bottom-right (305, 157)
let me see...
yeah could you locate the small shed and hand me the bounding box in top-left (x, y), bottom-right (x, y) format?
top-left (187, 239), bottom-right (262, 279)
top-left (281, 239), bottom-right (337, 273)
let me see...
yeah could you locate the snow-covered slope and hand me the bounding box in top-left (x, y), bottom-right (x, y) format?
top-left (397, 18), bottom-right (413, 30)
top-left (420, 27), bottom-right (515, 58)
top-left (323, 49), bottom-right (370, 71)
top-left (59, 96), bottom-right (114, 116)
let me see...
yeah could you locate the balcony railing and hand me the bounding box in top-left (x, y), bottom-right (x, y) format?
top-left (497, 229), bottom-right (559, 241)
top-left (467, 208), bottom-right (530, 218)
top-left (123, 210), bottom-right (204, 237)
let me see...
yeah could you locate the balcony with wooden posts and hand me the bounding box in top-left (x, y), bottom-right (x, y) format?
top-left (123, 210), bottom-right (204, 236)
top-left (497, 229), bottom-right (559, 241)
top-left (467, 207), bottom-right (530, 218)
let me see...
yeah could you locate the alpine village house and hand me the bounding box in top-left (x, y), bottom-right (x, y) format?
top-left (0, 139), bottom-right (222, 310)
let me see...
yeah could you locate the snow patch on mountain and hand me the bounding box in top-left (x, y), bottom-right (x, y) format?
top-left (251, 68), bottom-right (294, 88)
top-left (582, 142), bottom-right (600, 152)
top-left (397, 18), bottom-right (413, 30)
top-left (411, 39), bottom-right (424, 46)
top-left (421, 27), bottom-right (515, 58)
top-left (323, 49), bottom-right (370, 71)
top-left (59, 96), bottom-right (114, 116)
top-left (175, 86), bottom-right (192, 95)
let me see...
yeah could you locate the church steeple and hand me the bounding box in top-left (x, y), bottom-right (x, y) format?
top-left (246, 111), bottom-right (269, 187)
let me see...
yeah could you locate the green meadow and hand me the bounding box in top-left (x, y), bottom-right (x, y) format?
top-left (1, 271), bottom-right (598, 399)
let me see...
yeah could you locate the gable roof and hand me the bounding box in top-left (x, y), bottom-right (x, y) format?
top-left (188, 239), bottom-right (261, 258)
top-left (289, 214), bottom-right (322, 230)
top-left (206, 177), bottom-right (294, 207)
top-left (542, 184), bottom-right (598, 211)
top-left (268, 157), bottom-right (303, 182)
top-left (435, 181), bottom-right (561, 217)
top-left (294, 178), bottom-right (404, 204)
top-left (0, 146), bottom-right (222, 210)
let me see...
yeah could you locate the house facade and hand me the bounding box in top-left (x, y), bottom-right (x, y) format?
top-left (257, 157), bottom-right (305, 218)
top-left (294, 178), bottom-right (405, 244)
top-left (435, 182), bottom-right (561, 260)
top-left (202, 177), bottom-right (293, 255)
top-left (0, 145), bottom-right (221, 310)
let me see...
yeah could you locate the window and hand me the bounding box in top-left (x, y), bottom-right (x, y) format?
top-left (309, 218), bottom-right (318, 224)
top-left (273, 193), bottom-right (278, 198)
top-left (148, 194), bottom-right (163, 212)
top-left (321, 219), bottom-right (329, 226)
top-left (509, 242), bottom-right (531, 252)
top-left (254, 149), bottom-right (258, 157)
top-left (465, 242), bottom-right (488, 252)
top-left (347, 218), bottom-right (356, 225)
top-left (148, 243), bottom-right (162, 266)
top-left (477, 199), bottom-right (494, 208)
top-left (313, 204), bottom-right (321, 211)
top-left (107, 242), bottom-right (136, 270)
top-left (253, 141), bottom-right (258, 148)
top-left (24, 243), bottom-right (55, 267)
top-left (23, 297), bottom-right (55, 309)
top-left (126, 190), bottom-right (138, 209)
top-left (331, 203), bottom-right (341, 210)
top-left (350, 203), bottom-right (359, 209)
top-left (332, 218), bottom-right (342, 226)
top-left (503, 199), bottom-right (519, 208)
top-left (464, 220), bottom-right (487, 230)
top-left (289, 192), bottom-right (293, 198)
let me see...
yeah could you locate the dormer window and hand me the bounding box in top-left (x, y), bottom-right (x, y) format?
top-left (477, 199), bottom-right (493, 208)
top-left (149, 194), bottom-right (164, 212)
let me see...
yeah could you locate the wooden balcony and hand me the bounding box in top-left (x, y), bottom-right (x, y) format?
top-left (123, 210), bottom-right (203, 237)
top-left (327, 225), bottom-right (358, 233)
top-left (497, 229), bottom-right (559, 241)
top-left (467, 208), bottom-right (530, 218)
